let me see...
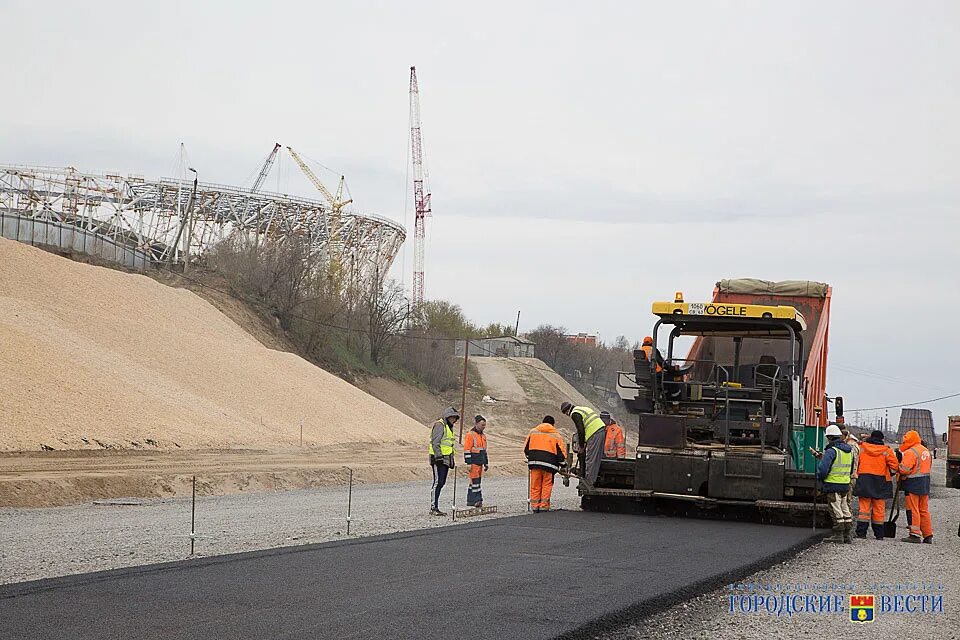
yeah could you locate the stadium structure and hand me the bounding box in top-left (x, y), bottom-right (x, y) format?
top-left (0, 163), bottom-right (405, 281)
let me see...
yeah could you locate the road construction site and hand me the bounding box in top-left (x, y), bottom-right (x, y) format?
top-left (2, 225), bottom-right (958, 639)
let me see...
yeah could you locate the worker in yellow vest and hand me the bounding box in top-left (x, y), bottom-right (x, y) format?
top-left (816, 424), bottom-right (855, 543)
top-left (561, 401), bottom-right (606, 486)
top-left (429, 406), bottom-right (459, 516)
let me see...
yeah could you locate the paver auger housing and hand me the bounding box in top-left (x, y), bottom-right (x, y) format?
top-left (587, 281), bottom-right (836, 523)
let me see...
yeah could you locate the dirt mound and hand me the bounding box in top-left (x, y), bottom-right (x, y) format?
top-left (0, 238), bottom-right (427, 452)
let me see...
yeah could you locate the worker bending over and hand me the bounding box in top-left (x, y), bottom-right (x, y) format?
top-left (816, 425), bottom-right (854, 543)
top-left (463, 414), bottom-right (489, 508)
top-left (561, 401), bottom-right (606, 486)
top-left (853, 430), bottom-right (898, 540)
top-left (600, 411), bottom-right (626, 459)
top-left (429, 407), bottom-right (459, 516)
top-left (899, 429), bottom-right (933, 543)
top-left (524, 416), bottom-right (566, 512)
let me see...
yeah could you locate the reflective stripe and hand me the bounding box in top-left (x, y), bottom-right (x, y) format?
top-left (428, 421), bottom-right (456, 456)
top-left (900, 446), bottom-right (931, 477)
top-left (825, 447), bottom-right (852, 484)
top-left (573, 406), bottom-right (605, 441)
top-left (528, 461), bottom-right (560, 471)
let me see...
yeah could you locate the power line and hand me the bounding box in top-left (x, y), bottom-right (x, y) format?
top-left (847, 391), bottom-right (960, 412)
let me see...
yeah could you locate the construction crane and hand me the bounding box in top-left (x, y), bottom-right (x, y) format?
top-left (251, 143), bottom-right (281, 193)
top-left (409, 66), bottom-right (431, 310)
top-left (286, 146), bottom-right (353, 213)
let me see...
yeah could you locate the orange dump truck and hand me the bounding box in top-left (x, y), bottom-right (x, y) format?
top-left (947, 415), bottom-right (960, 489)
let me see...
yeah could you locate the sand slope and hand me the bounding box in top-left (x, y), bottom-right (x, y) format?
top-left (0, 238), bottom-right (427, 451)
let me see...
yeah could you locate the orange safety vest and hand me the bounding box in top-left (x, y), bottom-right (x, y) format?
top-left (604, 422), bottom-right (626, 458)
top-left (641, 345), bottom-right (662, 373)
top-left (899, 444), bottom-right (932, 495)
top-left (856, 442), bottom-right (896, 479)
top-left (463, 430), bottom-right (488, 466)
top-left (524, 424), bottom-right (566, 471)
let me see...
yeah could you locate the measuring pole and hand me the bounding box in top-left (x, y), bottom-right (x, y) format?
top-left (346, 468), bottom-right (353, 536)
top-left (452, 339), bottom-right (470, 521)
top-left (190, 475), bottom-right (196, 555)
top-left (300, 422), bottom-right (303, 447)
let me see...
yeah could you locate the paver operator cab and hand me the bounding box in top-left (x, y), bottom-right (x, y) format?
top-left (588, 280), bottom-right (835, 521)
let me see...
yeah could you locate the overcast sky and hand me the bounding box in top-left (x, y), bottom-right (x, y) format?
top-left (3, 1), bottom-right (958, 426)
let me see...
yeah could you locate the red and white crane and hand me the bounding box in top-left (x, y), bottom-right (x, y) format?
top-left (409, 66), bottom-right (431, 310)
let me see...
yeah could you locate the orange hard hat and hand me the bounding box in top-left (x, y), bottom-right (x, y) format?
top-left (642, 336), bottom-right (653, 346)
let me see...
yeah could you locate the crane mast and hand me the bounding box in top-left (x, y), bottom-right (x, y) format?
top-left (251, 143), bottom-right (281, 192)
top-left (409, 66), bottom-right (430, 310)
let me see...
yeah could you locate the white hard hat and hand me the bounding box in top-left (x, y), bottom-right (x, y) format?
top-left (825, 425), bottom-right (843, 437)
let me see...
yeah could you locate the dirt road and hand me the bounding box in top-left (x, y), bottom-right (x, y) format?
top-left (0, 438), bottom-right (528, 508)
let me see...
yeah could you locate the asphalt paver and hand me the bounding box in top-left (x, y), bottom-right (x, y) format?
top-left (0, 511), bottom-right (820, 639)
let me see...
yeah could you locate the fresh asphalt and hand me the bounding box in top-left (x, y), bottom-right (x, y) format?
top-left (0, 511), bottom-right (821, 639)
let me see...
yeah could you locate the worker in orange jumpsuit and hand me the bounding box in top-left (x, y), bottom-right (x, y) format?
top-left (463, 415), bottom-right (488, 508)
top-left (898, 429), bottom-right (933, 543)
top-left (640, 336), bottom-right (663, 373)
top-left (853, 430), bottom-right (898, 540)
top-left (524, 416), bottom-right (566, 512)
top-left (600, 411), bottom-right (626, 459)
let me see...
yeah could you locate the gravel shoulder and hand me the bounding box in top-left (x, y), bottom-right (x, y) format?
top-left (0, 474), bottom-right (576, 585)
top-left (606, 458), bottom-right (960, 639)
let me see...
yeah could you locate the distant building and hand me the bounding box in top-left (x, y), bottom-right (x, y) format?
top-left (455, 336), bottom-right (536, 358)
top-left (565, 333), bottom-right (597, 347)
top-left (896, 408), bottom-right (937, 446)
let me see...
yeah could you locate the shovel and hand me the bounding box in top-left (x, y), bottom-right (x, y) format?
top-left (884, 479), bottom-right (900, 539)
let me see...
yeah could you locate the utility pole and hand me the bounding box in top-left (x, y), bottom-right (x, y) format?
top-left (183, 168), bottom-right (198, 274)
top-left (515, 310), bottom-right (521, 337)
top-left (409, 66), bottom-right (431, 311)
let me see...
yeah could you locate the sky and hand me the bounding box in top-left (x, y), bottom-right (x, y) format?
top-left (2, 1), bottom-right (958, 426)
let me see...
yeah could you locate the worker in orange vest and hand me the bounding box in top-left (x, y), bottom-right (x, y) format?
top-left (524, 416), bottom-right (566, 512)
top-left (898, 430), bottom-right (933, 543)
top-left (640, 336), bottom-right (663, 373)
top-left (853, 430), bottom-right (898, 540)
top-left (600, 410), bottom-right (626, 459)
top-left (463, 414), bottom-right (488, 508)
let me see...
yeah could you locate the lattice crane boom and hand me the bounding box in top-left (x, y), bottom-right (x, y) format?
top-left (286, 146), bottom-right (353, 212)
top-left (409, 66), bottom-right (431, 309)
top-left (251, 143), bottom-right (281, 193)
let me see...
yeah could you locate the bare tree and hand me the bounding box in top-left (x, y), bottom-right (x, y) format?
top-left (362, 277), bottom-right (409, 366)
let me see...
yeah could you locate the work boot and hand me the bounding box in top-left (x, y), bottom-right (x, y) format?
top-left (429, 507), bottom-right (447, 517)
top-left (900, 535), bottom-right (921, 543)
top-left (922, 535), bottom-right (933, 544)
top-left (842, 527), bottom-right (853, 544)
top-left (826, 525), bottom-right (845, 543)
top-left (855, 522), bottom-right (868, 539)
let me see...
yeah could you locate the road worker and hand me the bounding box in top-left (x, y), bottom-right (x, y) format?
top-left (898, 429), bottom-right (933, 543)
top-left (600, 410), bottom-right (626, 459)
top-left (561, 401), bottom-right (606, 486)
top-left (463, 414), bottom-right (488, 508)
top-left (524, 416), bottom-right (566, 512)
top-left (640, 336), bottom-right (663, 373)
top-left (428, 406), bottom-right (459, 516)
top-left (816, 424), bottom-right (854, 543)
top-left (853, 430), bottom-right (898, 540)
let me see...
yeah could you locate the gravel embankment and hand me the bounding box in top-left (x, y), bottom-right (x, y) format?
top-left (0, 475), bottom-right (578, 584)
top-left (606, 458), bottom-right (960, 639)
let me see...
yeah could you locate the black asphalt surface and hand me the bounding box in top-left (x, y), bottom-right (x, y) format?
top-left (1, 511), bottom-right (820, 640)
